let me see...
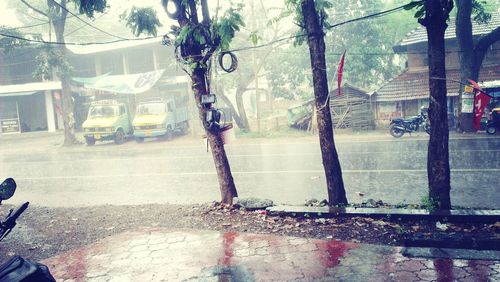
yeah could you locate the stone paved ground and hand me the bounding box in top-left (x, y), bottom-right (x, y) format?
top-left (42, 228), bottom-right (499, 282)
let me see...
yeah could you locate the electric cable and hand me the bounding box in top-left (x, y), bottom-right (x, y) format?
top-left (49, 0), bottom-right (128, 40)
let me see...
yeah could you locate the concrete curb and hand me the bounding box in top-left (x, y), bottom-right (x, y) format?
top-left (266, 205), bottom-right (500, 223)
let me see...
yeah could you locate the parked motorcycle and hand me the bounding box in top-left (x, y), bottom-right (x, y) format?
top-left (0, 178), bottom-right (55, 282)
top-left (389, 108), bottom-right (431, 138)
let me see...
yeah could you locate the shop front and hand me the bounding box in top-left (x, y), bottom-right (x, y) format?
top-left (0, 81), bottom-right (61, 134)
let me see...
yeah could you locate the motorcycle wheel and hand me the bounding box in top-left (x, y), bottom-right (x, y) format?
top-left (424, 124), bottom-right (431, 135)
top-left (486, 125), bottom-right (496, 135)
top-left (390, 125), bottom-right (405, 138)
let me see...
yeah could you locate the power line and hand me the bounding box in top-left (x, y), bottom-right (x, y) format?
top-left (1, 22), bottom-right (50, 31)
top-left (0, 32), bottom-right (158, 46)
top-left (326, 1), bottom-right (420, 29)
top-left (227, 1), bottom-right (422, 54)
top-left (49, 0), bottom-right (127, 40)
top-left (65, 12), bottom-right (108, 36)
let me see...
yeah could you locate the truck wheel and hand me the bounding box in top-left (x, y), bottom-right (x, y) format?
top-left (181, 121), bottom-right (189, 135)
top-left (135, 137), bottom-right (144, 143)
top-left (114, 129), bottom-right (125, 145)
top-left (165, 126), bottom-right (173, 140)
top-left (85, 137), bottom-right (96, 146)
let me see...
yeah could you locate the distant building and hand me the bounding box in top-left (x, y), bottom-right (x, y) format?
top-left (0, 37), bottom-right (187, 134)
top-left (374, 13), bottom-right (500, 126)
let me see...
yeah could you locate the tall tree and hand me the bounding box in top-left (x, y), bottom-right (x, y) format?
top-left (414, 0), bottom-right (454, 209)
top-left (18, 0), bottom-right (106, 146)
top-left (287, 0), bottom-right (348, 205)
top-left (132, 0), bottom-right (241, 205)
top-left (455, 0), bottom-right (500, 132)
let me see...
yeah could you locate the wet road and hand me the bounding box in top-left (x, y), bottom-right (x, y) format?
top-left (1, 135), bottom-right (499, 208)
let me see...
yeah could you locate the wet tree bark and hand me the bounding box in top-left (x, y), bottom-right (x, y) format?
top-left (52, 0), bottom-right (77, 146)
top-left (168, 0), bottom-right (238, 205)
top-left (192, 68), bottom-right (238, 205)
top-left (300, 0), bottom-right (347, 205)
top-left (456, 0), bottom-right (500, 132)
top-left (420, 0), bottom-right (453, 209)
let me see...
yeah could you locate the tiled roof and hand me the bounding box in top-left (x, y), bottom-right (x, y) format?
top-left (375, 65), bottom-right (500, 102)
top-left (394, 13), bottom-right (500, 51)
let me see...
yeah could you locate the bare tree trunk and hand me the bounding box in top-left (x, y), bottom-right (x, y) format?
top-left (421, 0), bottom-right (453, 210)
top-left (170, 0), bottom-right (238, 205)
top-left (235, 88), bottom-right (251, 131)
top-left (217, 89), bottom-right (246, 129)
top-left (52, 3), bottom-right (77, 146)
top-left (301, 0), bottom-right (347, 205)
top-left (456, 0), bottom-right (476, 132)
top-left (192, 68), bottom-right (238, 205)
top-left (456, 0), bottom-right (500, 132)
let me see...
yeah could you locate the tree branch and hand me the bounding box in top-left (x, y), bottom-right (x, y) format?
top-left (200, 0), bottom-right (210, 25)
top-left (187, 0), bottom-right (199, 24)
top-left (474, 26), bottom-right (500, 73)
top-left (20, 0), bottom-right (49, 18)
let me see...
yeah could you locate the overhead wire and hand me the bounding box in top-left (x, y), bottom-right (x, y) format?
top-left (49, 0), bottom-right (128, 40)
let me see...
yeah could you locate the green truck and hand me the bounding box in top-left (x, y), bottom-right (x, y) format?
top-left (82, 100), bottom-right (133, 145)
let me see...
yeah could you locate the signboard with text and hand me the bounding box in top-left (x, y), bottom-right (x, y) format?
top-left (1, 119), bottom-right (20, 134)
top-left (461, 93), bottom-right (474, 113)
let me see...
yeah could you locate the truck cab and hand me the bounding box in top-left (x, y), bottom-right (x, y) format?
top-left (132, 98), bottom-right (189, 142)
top-left (82, 100), bottom-right (132, 145)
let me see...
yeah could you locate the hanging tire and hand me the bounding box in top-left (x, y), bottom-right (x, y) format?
top-left (85, 137), bottom-right (96, 146)
top-left (390, 125), bottom-right (405, 138)
top-left (114, 129), bottom-right (125, 145)
top-left (486, 125), bottom-right (497, 135)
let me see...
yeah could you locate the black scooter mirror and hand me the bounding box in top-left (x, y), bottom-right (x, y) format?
top-left (0, 178), bottom-right (16, 201)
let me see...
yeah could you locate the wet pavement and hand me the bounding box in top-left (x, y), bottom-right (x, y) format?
top-left (42, 228), bottom-right (500, 281)
top-left (1, 132), bottom-right (499, 209)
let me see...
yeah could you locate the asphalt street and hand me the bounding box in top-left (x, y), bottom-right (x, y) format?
top-left (1, 132), bottom-right (498, 208)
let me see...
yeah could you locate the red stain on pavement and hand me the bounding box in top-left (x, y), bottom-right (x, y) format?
top-left (316, 240), bottom-right (358, 268)
top-left (221, 231), bottom-right (237, 266)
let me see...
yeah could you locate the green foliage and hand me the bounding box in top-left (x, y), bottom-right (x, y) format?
top-left (420, 195), bottom-right (439, 213)
top-left (72, 0), bottom-right (107, 18)
top-left (33, 46), bottom-right (73, 80)
top-left (249, 31), bottom-right (260, 46)
top-left (285, 0), bottom-right (333, 46)
top-left (121, 6), bottom-right (162, 37)
top-left (272, 0), bottom-right (418, 91)
top-left (0, 27), bottom-right (27, 53)
top-left (472, 0), bottom-right (492, 24)
top-left (213, 7), bottom-right (245, 51)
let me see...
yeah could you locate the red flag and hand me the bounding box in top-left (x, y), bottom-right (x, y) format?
top-left (468, 79), bottom-right (491, 130)
top-left (337, 50), bottom-right (346, 96)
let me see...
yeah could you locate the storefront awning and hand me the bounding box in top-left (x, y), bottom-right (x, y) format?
top-left (72, 69), bottom-right (166, 95)
top-left (0, 81), bottom-right (61, 97)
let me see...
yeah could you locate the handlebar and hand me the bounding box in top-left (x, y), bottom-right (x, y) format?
top-left (0, 202), bottom-right (29, 241)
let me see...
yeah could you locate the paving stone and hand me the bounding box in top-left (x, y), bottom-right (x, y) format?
top-left (41, 228), bottom-right (500, 281)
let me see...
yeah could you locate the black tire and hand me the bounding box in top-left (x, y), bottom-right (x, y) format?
top-left (135, 137), bottom-right (144, 143)
top-left (424, 124), bottom-right (431, 135)
top-left (85, 137), bottom-right (96, 146)
top-left (180, 121), bottom-right (189, 135)
top-left (114, 129), bottom-right (125, 145)
top-left (164, 126), bottom-right (173, 140)
top-left (486, 125), bottom-right (497, 135)
top-left (390, 125), bottom-right (404, 138)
